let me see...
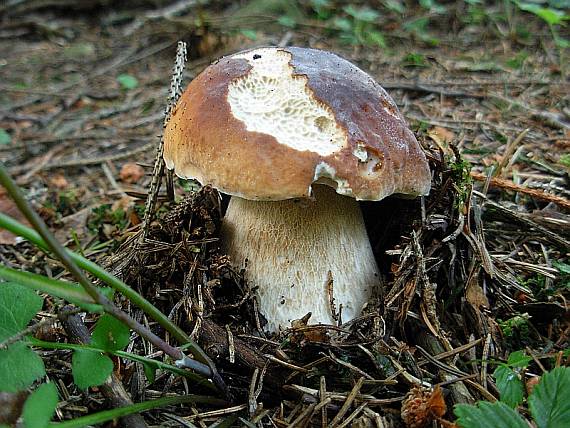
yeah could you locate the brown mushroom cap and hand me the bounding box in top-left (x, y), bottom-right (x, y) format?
top-left (164, 46), bottom-right (431, 201)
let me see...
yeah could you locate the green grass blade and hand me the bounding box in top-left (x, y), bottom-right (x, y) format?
top-left (29, 338), bottom-right (216, 392)
top-left (48, 394), bottom-right (227, 427)
top-left (0, 266), bottom-right (101, 312)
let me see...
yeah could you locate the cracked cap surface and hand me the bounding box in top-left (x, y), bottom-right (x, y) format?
top-left (164, 46), bottom-right (431, 201)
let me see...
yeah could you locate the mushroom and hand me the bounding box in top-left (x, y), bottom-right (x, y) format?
top-left (163, 47), bottom-right (431, 332)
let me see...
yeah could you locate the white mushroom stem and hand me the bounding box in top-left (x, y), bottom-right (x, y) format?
top-left (221, 184), bottom-right (380, 332)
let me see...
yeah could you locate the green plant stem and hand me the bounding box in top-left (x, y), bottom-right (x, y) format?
top-left (48, 394), bottom-right (227, 427)
top-left (0, 164), bottom-right (213, 380)
top-left (0, 266), bottom-right (101, 311)
top-left (29, 338), bottom-right (217, 392)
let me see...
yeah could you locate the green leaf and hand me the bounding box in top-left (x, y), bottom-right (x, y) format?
top-left (454, 401), bottom-right (528, 428)
top-left (507, 350), bottom-right (532, 368)
top-left (333, 17), bottom-right (353, 32)
top-left (22, 383), bottom-right (58, 428)
top-left (0, 342), bottom-right (45, 393)
top-left (554, 37), bottom-right (570, 48)
top-left (403, 52), bottom-right (428, 67)
top-left (517, 3), bottom-right (568, 25)
top-left (506, 51), bottom-right (529, 70)
top-left (528, 366), bottom-right (570, 428)
top-left (384, 0), bottom-right (405, 14)
top-left (0, 282), bottom-right (43, 340)
top-left (277, 15), bottom-right (296, 28)
top-left (142, 360), bottom-right (158, 384)
top-left (553, 260), bottom-right (570, 274)
top-left (494, 365), bottom-right (524, 408)
top-left (72, 349), bottom-right (113, 389)
top-left (364, 30), bottom-right (387, 48)
top-left (0, 211), bottom-right (204, 363)
top-left (91, 314), bottom-right (130, 352)
top-left (239, 29), bottom-right (257, 40)
top-left (0, 283), bottom-right (45, 392)
top-left (116, 74), bottom-right (138, 90)
top-left (30, 337), bottom-right (210, 387)
top-left (0, 129), bottom-right (11, 145)
top-left (419, 0), bottom-right (447, 13)
top-left (343, 5), bottom-right (380, 22)
top-left (310, 0), bottom-right (332, 19)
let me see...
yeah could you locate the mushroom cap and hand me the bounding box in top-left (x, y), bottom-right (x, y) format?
top-left (164, 47), bottom-right (431, 201)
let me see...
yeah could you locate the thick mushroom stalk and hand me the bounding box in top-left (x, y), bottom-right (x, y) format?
top-left (221, 184), bottom-right (380, 332)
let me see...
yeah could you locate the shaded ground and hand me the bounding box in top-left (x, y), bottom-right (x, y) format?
top-left (0, 1), bottom-right (568, 426)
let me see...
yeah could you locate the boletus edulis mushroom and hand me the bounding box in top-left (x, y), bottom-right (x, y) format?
top-left (163, 47), bottom-right (431, 332)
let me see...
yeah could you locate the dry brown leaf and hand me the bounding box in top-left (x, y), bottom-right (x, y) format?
top-left (49, 173), bottom-right (69, 189)
top-left (119, 163), bottom-right (145, 184)
top-left (465, 268), bottom-right (490, 309)
top-left (427, 126), bottom-right (455, 147)
top-left (401, 385), bottom-right (448, 428)
top-left (526, 376), bottom-right (540, 395)
top-left (0, 187), bottom-right (32, 245)
top-left (112, 196), bottom-right (135, 212)
top-left (427, 385), bottom-right (446, 418)
top-left (466, 281), bottom-right (490, 309)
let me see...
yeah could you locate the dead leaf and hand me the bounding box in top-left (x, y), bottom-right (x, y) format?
top-left (112, 196), bottom-right (135, 212)
top-left (49, 173), bottom-right (69, 189)
top-left (526, 376), bottom-right (540, 395)
top-left (427, 385), bottom-right (446, 418)
top-left (0, 187), bottom-right (32, 245)
top-left (401, 385), bottom-right (448, 428)
top-left (119, 163), bottom-right (145, 184)
top-left (427, 126), bottom-right (455, 146)
top-left (465, 275), bottom-right (490, 309)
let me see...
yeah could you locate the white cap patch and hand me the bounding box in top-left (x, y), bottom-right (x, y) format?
top-left (227, 48), bottom-right (347, 156)
top-left (313, 161), bottom-right (353, 196)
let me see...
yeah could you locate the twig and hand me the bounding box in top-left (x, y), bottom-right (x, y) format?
top-left (319, 376), bottom-right (327, 428)
top-left (123, 0), bottom-right (201, 36)
top-left (494, 128), bottom-right (529, 177)
top-left (329, 377), bottom-right (365, 428)
top-left (248, 369), bottom-right (259, 417)
top-left (265, 354), bottom-right (309, 373)
top-left (471, 171), bottom-right (570, 210)
top-left (141, 41), bottom-right (187, 240)
top-left (41, 142), bottom-right (154, 171)
top-left (490, 93), bottom-right (570, 129)
top-left (472, 190), bottom-right (570, 248)
top-left (381, 78), bottom-right (566, 87)
top-left (287, 403), bottom-right (316, 428)
top-left (327, 351), bottom-right (375, 380)
top-left (419, 338), bottom-right (483, 364)
top-left (380, 80), bottom-right (484, 98)
top-left (284, 384), bottom-right (405, 407)
top-left (336, 402), bottom-right (368, 428)
top-left (226, 324), bottom-right (235, 364)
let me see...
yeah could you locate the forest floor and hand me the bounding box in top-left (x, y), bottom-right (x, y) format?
top-left (0, 1), bottom-right (568, 427)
